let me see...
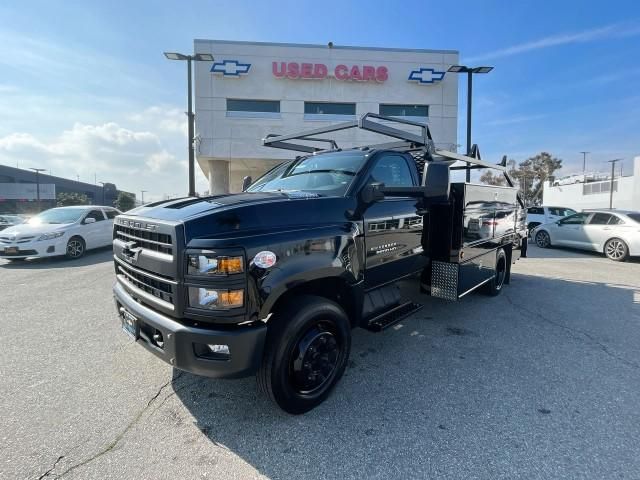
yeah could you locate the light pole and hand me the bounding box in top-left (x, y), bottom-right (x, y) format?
top-left (29, 168), bottom-right (46, 212)
top-left (448, 65), bottom-right (494, 182)
top-left (141, 190), bottom-right (147, 205)
top-left (608, 159), bottom-right (622, 209)
top-left (163, 51), bottom-right (214, 197)
top-left (98, 181), bottom-right (106, 205)
top-left (580, 151), bottom-right (589, 175)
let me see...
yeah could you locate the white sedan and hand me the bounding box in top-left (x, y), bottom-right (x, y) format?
top-left (0, 206), bottom-right (120, 261)
top-left (532, 210), bottom-right (640, 261)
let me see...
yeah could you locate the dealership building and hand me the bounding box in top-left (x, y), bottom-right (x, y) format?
top-left (194, 40), bottom-right (459, 193)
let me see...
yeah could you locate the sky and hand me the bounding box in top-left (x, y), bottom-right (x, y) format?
top-left (0, 0), bottom-right (639, 201)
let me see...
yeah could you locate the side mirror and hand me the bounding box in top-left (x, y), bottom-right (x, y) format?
top-left (360, 182), bottom-right (385, 205)
top-left (242, 176), bottom-right (252, 192)
top-left (556, 221), bottom-right (562, 226)
top-left (84, 217), bottom-right (96, 224)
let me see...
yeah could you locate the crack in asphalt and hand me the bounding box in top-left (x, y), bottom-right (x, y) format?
top-left (504, 292), bottom-right (639, 370)
top-left (36, 455), bottom-right (64, 480)
top-left (40, 372), bottom-right (184, 479)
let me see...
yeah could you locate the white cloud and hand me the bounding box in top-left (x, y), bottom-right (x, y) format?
top-left (0, 121), bottom-right (193, 198)
top-left (129, 106), bottom-right (188, 136)
top-left (466, 22), bottom-right (640, 63)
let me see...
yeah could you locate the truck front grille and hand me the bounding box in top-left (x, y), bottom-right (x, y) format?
top-left (115, 256), bottom-right (176, 310)
top-left (114, 226), bottom-right (173, 256)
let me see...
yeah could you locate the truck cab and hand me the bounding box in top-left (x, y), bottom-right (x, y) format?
top-left (113, 114), bottom-right (526, 413)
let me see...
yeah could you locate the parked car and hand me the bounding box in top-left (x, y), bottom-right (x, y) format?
top-left (0, 215), bottom-right (26, 231)
top-left (526, 205), bottom-right (577, 231)
top-left (532, 210), bottom-right (640, 261)
top-left (0, 206), bottom-right (121, 261)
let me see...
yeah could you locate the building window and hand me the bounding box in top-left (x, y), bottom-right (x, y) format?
top-left (226, 99), bottom-right (280, 118)
top-left (304, 102), bottom-right (356, 120)
top-left (379, 104), bottom-right (429, 118)
top-left (582, 181), bottom-right (617, 195)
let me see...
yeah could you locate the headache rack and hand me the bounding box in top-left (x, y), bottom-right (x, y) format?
top-left (262, 112), bottom-right (519, 193)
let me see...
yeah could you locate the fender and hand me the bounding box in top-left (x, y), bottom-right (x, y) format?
top-left (243, 223), bottom-right (364, 319)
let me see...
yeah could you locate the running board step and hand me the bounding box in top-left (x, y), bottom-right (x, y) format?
top-left (366, 302), bottom-right (423, 332)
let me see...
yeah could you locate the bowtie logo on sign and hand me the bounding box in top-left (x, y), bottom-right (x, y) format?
top-left (273, 62), bottom-right (388, 82)
top-left (210, 59), bottom-right (251, 76)
top-left (408, 67), bottom-right (446, 84)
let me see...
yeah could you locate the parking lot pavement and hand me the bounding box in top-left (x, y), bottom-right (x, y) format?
top-left (1, 245), bottom-right (639, 480)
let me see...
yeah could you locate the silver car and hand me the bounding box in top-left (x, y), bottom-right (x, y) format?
top-left (533, 210), bottom-right (640, 261)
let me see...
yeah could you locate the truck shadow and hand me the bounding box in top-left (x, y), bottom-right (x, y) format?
top-left (171, 272), bottom-right (640, 478)
top-left (0, 246), bottom-right (113, 269)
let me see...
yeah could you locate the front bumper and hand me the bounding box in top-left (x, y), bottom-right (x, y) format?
top-left (113, 281), bottom-right (267, 379)
top-left (0, 237), bottom-right (67, 259)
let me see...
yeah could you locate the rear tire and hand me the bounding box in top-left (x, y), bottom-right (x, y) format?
top-left (483, 248), bottom-right (507, 297)
top-left (66, 236), bottom-right (85, 259)
top-left (257, 295), bottom-right (351, 414)
top-left (604, 238), bottom-right (628, 262)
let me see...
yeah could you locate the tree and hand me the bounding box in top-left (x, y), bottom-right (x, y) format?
top-left (115, 192), bottom-right (135, 212)
top-left (479, 170), bottom-right (506, 186)
top-left (509, 152), bottom-right (562, 203)
top-left (56, 192), bottom-right (89, 207)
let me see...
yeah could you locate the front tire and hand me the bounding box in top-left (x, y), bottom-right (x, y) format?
top-left (535, 230), bottom-right (551, 248)
top-left (484, 248), bottom-right (507, 296)
top-left (257, 295), bottom-right (351, 414)
top-left (604, 238), bottom-right (629, 262)
top-left (65, 236), bottom-right (85, 259)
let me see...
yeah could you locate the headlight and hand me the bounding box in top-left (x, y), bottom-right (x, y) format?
top-left (37, 231), bottom-right (65, 241)
top-left (187, 252), bottom-right (244, 275)
top-left (188, 288), bottom-right (244, 310)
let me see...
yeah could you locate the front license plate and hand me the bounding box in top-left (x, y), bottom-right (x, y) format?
top-left (4, 247), bottom-right (18, 254)
top-left (121, 309), bottom-right (139, 340)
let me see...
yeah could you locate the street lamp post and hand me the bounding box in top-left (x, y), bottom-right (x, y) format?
top-left (163, 51), bottom-right (214, 197)
top-left (141, 190), bottom-right (147, 205)
top-left (98, 181), bottom-right (106, 205)
top-left (447, 65), bottom-right (494, 182)
top-left (608, 159), bottom-right (622, 209)
top-left (29, 168), bottom-right (46, 212)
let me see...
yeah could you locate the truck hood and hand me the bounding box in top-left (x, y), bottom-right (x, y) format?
top-left (126, 191), bottom-right (320, 222)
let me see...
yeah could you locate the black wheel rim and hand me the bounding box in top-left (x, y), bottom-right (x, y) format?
top-left (290, 321), bottom-right (341, 395)
top-left (536, 231), bottom-right (549, 248)
top-left (67, 240), bottom-right (83, 258)
top-left (606, 240), bottom-right (625, 260)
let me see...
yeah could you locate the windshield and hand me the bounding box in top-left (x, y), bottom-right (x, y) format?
top-left (247, 152), bottom-right (367, 196)
top-left (28, 208), bottom-right (85, 225)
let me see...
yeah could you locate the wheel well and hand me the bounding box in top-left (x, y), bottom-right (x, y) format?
top-left (69, 235), bottom-right (85, 244)
top-left (269, 278), bottom-right (359, 327)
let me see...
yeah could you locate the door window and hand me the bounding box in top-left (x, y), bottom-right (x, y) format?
top-left (85, 210), bottom-right (105, 222)
top-left (559, 213), bottom-right (589, 225)
top-left (589, 213), bottom-right (614, 225)
top-left (528, 207), bottom-right (544, 215)
top-left (369, 155), bottom-right (415, 187)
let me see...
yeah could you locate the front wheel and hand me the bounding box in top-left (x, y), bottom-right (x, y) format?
top-left (604, 238), bottom-right (629, 262)
top-left (535, 230), bottom-right (551, 248)
top-left (65, 236), bottom-right (85, 259)
top-left (257, 295), bottom-right (351, 414)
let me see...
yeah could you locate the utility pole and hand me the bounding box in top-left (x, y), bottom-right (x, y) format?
top-left (141, 190), bottom-right (147, 205)
top-left (29, 168), bottom-right (46, 212)
top-left (608, 159), bottom-right (622, 209)
top-left (580, 151), bottom-right (589, 175)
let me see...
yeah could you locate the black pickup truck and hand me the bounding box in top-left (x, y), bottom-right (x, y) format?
top-left (113, 114), bottom-right (527, 413)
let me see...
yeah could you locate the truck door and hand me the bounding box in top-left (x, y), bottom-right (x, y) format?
top-left (363, 154), bottom-right (427, 288)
